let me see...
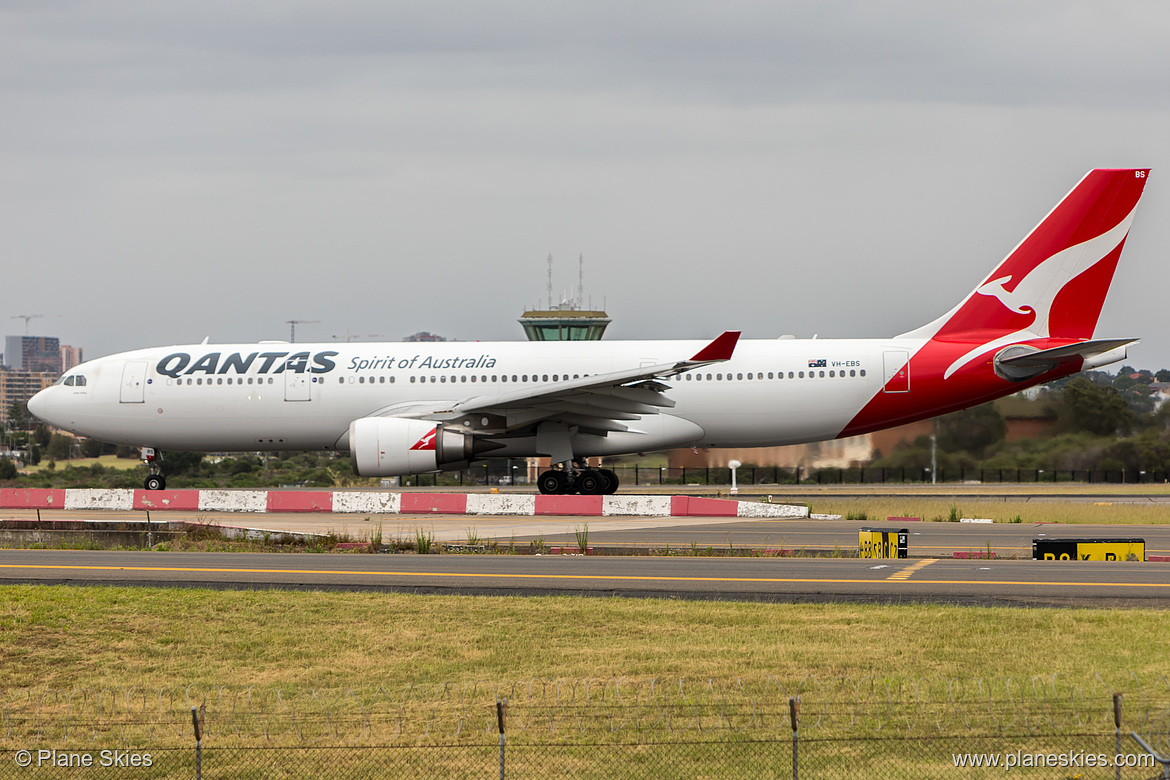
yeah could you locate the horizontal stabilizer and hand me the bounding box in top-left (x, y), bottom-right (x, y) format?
top-left (997, 338), bottom-right (1138, 366)
top-left (994, 338), bottom-right (1137, 381)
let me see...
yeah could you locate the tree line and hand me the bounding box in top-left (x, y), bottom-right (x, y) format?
top-left (871, 367), bottom-right (1170, 475)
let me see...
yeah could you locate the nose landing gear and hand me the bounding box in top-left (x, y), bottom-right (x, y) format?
top-left (141, 447), bottom-right (167, 491)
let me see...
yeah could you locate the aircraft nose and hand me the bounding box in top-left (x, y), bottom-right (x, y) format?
top-left (26, 387), bottom-right (51, 422)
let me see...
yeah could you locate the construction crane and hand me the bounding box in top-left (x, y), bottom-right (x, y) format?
top-left (285, 320), bottom-right (320, 343)
top-left (11, 314), bottom-right (58, 335)
top-left (331, 330), bottom-right (386, 343)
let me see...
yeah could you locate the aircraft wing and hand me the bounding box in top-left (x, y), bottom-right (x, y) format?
top-left (406, 331), bottom-right (739, 436)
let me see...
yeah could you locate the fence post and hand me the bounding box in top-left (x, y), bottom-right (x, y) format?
top-left (789, 695), bottom-right (800, 780)
top-left (191, 706), bottom-right (202, 780)
top-left (497, 698), bottom-right (507, 780)
top-left (1113, 693), bottom-right (1123, 780)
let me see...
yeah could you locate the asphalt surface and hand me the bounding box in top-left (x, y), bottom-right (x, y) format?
top-left (526, 518), bottom-right (1170, 559)
top-left (1, 548), bottom-right (1167, 607)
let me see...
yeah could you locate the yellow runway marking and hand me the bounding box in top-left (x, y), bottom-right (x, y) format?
top-left (0, 562), bottom-right (1168, 589)
top-left (886, 559), bottom-right (937, 580)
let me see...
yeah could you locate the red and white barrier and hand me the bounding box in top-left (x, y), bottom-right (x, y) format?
top-left (0, 488), bottom-right (808, 518)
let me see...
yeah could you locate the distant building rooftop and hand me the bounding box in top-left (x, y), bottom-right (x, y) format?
top-left (403, 331), bottom-right (447, 342)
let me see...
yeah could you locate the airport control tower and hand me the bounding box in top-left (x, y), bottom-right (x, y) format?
top-left (518, 254), bottom-right (610, 341)
top-left (518, 255), bottom-right (609, 479)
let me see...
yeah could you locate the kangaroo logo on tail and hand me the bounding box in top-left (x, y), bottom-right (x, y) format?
top-left (942, 198), bottom-right (1141, 379)
top-left (975, 276), bottom-right (1032, 315)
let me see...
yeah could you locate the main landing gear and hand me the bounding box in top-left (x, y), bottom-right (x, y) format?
top-left (141, 447), bottom-right (166, 491)
top-left (537, 463), bottom-right (620, 495)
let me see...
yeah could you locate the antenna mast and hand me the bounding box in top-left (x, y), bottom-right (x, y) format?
top-left (546, 254), bottom-right (554, 309)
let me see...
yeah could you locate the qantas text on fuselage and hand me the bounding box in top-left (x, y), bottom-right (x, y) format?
top-left (28, 169), bottom-right (1151, 495)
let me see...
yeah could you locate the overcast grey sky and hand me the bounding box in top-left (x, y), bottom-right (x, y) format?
top-left (3, 1), bottom-right (1169, 368)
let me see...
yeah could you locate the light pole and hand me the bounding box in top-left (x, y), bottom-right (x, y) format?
top-left (930, 420), bottom-right (938, 485)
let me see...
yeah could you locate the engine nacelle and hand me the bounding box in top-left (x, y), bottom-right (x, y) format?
top-left (349, 417), bottom-right (476, 476)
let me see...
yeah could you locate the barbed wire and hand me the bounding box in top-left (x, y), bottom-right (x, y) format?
top-left (2, 674), bottom-right (1167, 746)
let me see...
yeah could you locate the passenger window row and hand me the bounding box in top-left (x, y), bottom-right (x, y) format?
top-left (159, 369), bottom-right (866, 388)
top-left (334, 371), bottom-right (865, 385)
top-left (684, 369), bottom-right (866, 381)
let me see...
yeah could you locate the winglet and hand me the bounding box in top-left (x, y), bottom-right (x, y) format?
top-left (690, 331), bottom-right (740, 362)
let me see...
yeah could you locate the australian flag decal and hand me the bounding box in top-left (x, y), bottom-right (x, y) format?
top-left (808, 359), bottom-right (827, 368)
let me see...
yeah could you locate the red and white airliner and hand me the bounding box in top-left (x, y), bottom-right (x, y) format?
top-left (28, 169), bottom-right (1150, 495)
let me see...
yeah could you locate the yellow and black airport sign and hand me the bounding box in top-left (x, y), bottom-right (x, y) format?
top-left (858, 528), bottom-right (908, 559)
top-left (1032, 538), bottom-right (1145, 562)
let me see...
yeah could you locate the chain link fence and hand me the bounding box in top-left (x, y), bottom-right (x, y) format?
top-left (2, 674), bottom-right (1167, 778)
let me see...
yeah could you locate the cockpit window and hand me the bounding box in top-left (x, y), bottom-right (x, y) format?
top-left (59, 375), bottom-right (87, 387)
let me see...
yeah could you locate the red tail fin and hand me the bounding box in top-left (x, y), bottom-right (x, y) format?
top-left (841, 169), bottom-right (1149, 438)
top-left (903, 168), bottom-right (1149, 379)
top-left (908, 169), bottom-right (1148, 342)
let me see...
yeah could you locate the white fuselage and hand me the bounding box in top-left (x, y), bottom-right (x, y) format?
top-left (30, 337), bottom-right (922, 456)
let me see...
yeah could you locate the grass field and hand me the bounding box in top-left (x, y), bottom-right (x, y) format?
top-left (2, 585), bottom-right (1165, 692)
top-left (20, 454), bottom-right (141, 473)
top-left (4, 585), bottom-right (1166, 778)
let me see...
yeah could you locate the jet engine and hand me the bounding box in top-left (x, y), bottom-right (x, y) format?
top-left (349, 417), bottom-right (493, 476)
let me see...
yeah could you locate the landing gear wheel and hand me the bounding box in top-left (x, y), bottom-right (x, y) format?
top-left (577, 470), bottom-right (605, 496)
top-left (538, 470), bottom-right (567, 495)
top-left (599, 468), bottom-right (619, 494)
top-left (141, 447), bottom-right (165, 491)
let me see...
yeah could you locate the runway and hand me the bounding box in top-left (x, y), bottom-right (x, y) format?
top-left (1, 548), bottom-right (1167, 607)
top-left (522, 517), bottom-right (1170, 559)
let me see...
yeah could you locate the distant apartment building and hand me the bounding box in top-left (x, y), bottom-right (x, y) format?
top-left (60, 345), bottom-right (83, 372)
top-left (4, 336), bottom-right (61, 374)
top-left (0, 368), bottom-right (56, 424)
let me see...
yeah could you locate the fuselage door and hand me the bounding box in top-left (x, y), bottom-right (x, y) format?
top-left (120, 361), bottom-right (148, 403)
top-left (285, 371), bottom-right (312, 402)
top-left (882, 350), bottom-right (910, 393)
